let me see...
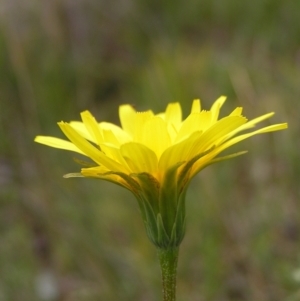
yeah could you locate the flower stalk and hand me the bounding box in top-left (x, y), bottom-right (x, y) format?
top-left (158, 247), bottom-right (179, 301)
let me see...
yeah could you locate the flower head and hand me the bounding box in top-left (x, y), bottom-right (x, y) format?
top-left (35, 96), bottom-right (287, 248)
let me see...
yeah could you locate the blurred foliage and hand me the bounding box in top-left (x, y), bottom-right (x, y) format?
top-left (0, 0), bottom-right (299, 300)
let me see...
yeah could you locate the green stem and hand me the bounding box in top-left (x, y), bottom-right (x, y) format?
top-left (157, 247), bottom-right (179, 301)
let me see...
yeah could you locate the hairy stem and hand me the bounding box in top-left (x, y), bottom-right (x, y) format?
top-left (157, 247), bottom-right (179, 301)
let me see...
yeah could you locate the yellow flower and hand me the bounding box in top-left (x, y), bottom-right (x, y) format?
top-left (35, 96), bottom-right (287, 248)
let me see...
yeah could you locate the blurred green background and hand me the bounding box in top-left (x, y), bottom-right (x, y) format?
top-left (0, 0), bottom-right (298, 300)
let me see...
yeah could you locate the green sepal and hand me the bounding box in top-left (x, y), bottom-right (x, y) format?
top-left (156, 213), bottom-right (170, 248)
top-left (171, 188), bottom-right (187, 245)
top-left (130, 163), bottom-right (188, 249)
top-left (132, 172), bottom-right (160, 214)
top-left (138, 195), bottom-right (159, 245)
top-left (159, 161), bottom-right (185, 235)
top-left (96, 166), bottom-right (189, 249)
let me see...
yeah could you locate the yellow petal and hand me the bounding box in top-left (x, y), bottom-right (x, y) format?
top-left (80, 110), bottom-right (103, 145)
top-left (187, 116), bottom-right (248, 158)
top-left (140, 116), bottom-right (171, 158)
top-left (229, 107), bottom-right (243, 116)
top-left (194, 123), bottom-right (288, 171)
top-left (190, 99), bottom-right (201, 113)
top-left (100, 122), bottom-right (132, 144)
top-left (34, 136), bottom-right (85, 154)
top-left (210, 96), bottom-right (227, 123)
top-left (190, 122), bottom-right (287, 178)
top-left (159, 131), bottom-right (202, 172)
top-left (58, 122), bottom-right (127, 172)
top-left (165, 102), bottom-right (182, 130)
top-left (134, 111), bottom-right (154, 142)
top-left (217, 112), bottom-right (275, 142)
top-left (175, 111), bottom-right (212, 143)
top-left (121, 142), bottom-right (158, 173)
top-left (81, 165), bottom-right (110, 175)
top-left (237, 112), bottom-right (274, 132)
top-left (101, 129), bottom-right (120, 146)
top-left (167, 123), bottom-right (179, 144)
top-left (70, 121), bottom-right (94, 141)
top-left (119, 104), bottom-right (137, 137)
top-left (220, 123), bottom-right (288, 151)
top-left (100, 144), bottom-right (130, 170)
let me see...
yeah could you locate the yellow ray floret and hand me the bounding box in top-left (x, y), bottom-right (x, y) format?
top-left (34, 96), bottom-right (287, 184)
